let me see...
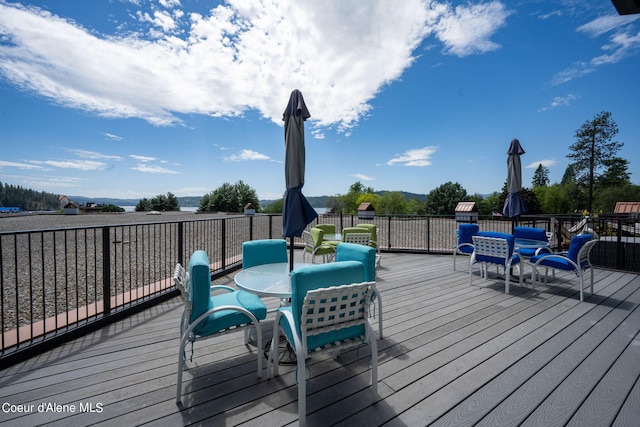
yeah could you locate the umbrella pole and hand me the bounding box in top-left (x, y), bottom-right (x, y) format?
top-left (289, 237), bottom-right (294, 271)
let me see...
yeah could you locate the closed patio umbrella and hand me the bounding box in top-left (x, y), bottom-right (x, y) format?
top-left (502, 138), bottom-right (526, 219)
top-left (282, 89), bottom-right (318, 270)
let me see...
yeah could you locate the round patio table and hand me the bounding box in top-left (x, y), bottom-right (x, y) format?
top-left (233, 262), bottom-right (311, 299)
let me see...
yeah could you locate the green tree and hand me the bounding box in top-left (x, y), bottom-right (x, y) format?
top-left (378, 191), bottom-right (407, 215)
top-left (424, 182), bottom-right (468, 215)
top-left (135, 198), bottom-right (151, 212)
top-left (567, 111), bottom-right (622, 212)
top-left (596, 157), bottom-right (631, 189)
top-left (199, 181), bottom-right (260, 213)
top-left (135, 193), bottom-right (180, 211)
top-left (263, 198), bottom-right (284, 214)
top-left (339, 181), bottom-right (374, 214)
top-left (533, 184), bottom-right (573, 214)
top-left (532, 164), bottom-right (550, 187)
top-left (101, 204), bottom-right (125, 213)
top-left (325, 195), bottom-right (343, 213)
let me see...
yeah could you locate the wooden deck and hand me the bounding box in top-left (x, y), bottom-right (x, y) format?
top-left (2, 252), bottom-right (640, 426)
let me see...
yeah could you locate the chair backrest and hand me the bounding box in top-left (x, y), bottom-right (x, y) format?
top-left (577, 239), bottom-right (598, 267)
top-left (309, 227), bottom-right (325, 249)
top-left (315, 224), bottom-right (336, 234)
top-left (302, 230), bottom-right (314, 251)
top-left (301, 282), bottom-right (374, 351)
top-left (513, 226), bottom-right (548, 242)
top-left (188, 250), bottom-right (213, 325)
top-left (457, 223), bottom-right (479, 245)
top-left (173, 263), bottom-right (189, 302)
top-left (336, 242), bottom-right (376, 281)
top-left (242, 239), bottom-right (288, 269)
top-left (290, 261), bottom-right (365, 351)
top-left (473, 232), bottom-right (515, 266)
top-left (344, 232), bottom-right (372, 246)
top-left (567, 234), bottom-right (593, 263)
top-left (356, 224), bottom-right (377, 247)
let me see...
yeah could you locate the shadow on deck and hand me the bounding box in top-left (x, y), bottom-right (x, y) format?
top-left (1, 252), bottom-right (639, 426)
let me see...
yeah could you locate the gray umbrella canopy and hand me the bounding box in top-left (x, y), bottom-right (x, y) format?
top-left (282, 90), bottom-right (317, 268)
top-left (502, 138), bottom-right (526, 218)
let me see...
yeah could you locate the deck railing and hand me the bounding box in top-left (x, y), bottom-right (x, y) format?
top-left (1, 212), bottom-right (637, 366)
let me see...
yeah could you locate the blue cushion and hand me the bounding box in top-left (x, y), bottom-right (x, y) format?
top-left (513, 226), bottom-right (547, 241)
top-left (242, 239), bottom-right (288, 269)
top-left (513, 227), bottom-right (549, 257)
top-left (458, 224), bottom-right (479, 245)
top-left (567, 234), bottom-right (592, 262)
top-left (282, 261), bottom-right (365, 351)
top-left (531, 234), bottom-right (592, 271)
top-left (336, 242), bottom-right (376, 281)
top-left (457, 244), bottom-right (474, 255)
top-left (475, 232), bottom-right (519, 266)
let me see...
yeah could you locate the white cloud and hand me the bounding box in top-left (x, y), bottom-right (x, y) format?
top-left (577, 14), bottom-right (640, 38)
top-left (551, 15), bottom-right (640, 85)
top-left (386, 146), bottom-right (437, 167)
top-left (224, 149), bottom-right (272, 162)
top-left (130, 154), bottom-right (156, 162)
top-left (131, 163), bottom-right (179, 174)
top-left (69, 149), bottom-right (122, 160)
top-left (30, 160), bottom-right (107, 171)
top-left (433, 1), bottom-right (510, 56)
top-left (538, 93), bottom-right (579, 111)
top-left (526, 159), bottom-right (557, 169)
top-left (0, 160), bottom-right (44, 170)
top-left (102, 132), bottom-right (124, 141)
top-left (0, 1), bottom-right (509, 132)
top-left (353, 173), bottom-right (374, 181)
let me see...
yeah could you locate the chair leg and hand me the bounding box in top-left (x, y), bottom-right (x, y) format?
top-left (255, 323), bottom-right (263, 378)
top-left (297, 347), bottom-right (307, 427)
top-left (376, 294), bottom-right (383, 338)
top-left (176, 336), bottom-right (188, 404)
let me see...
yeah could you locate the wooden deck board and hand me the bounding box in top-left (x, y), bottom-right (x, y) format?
top-left (1, 252), bottom-right (640, 426)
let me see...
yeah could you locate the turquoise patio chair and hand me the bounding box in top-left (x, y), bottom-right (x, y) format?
top-left (530, 234), bottom-right (597, 301)
top-left (267, 261), bottom-right (378, 427)
top-left (242, 239), bottom-right (288, 269)
top-left (336, 242), bottom-right (383, 337)
top-left (174, 250), bottom-right (267, 404)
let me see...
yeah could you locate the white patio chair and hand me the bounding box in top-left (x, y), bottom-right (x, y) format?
top-left (470, 233), bottom-right (523, 294)
top-left (267, 261), bottom-right (378, 427)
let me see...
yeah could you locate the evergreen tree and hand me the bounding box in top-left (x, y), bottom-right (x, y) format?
top-left (532, 164), bottom-right (550, 187)
top-left (567, 111), bottom-right (622, 212)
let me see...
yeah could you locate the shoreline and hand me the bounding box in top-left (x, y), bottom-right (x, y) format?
top-left (0, 210), bottom-right (242, 233)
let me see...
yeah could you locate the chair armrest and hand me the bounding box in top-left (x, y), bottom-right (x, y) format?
top-left (534, 247), bottom-right (552, 256)
top-left (210, 285), bottom-right (236, 293)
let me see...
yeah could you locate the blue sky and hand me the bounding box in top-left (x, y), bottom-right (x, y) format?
top-left (1, 0), bottom-right (639, 202)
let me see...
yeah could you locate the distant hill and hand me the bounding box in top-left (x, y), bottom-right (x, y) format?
top-left (261, 191), bottom-right (427, 209)
top-left (71, 196), bottom-right (202, 207)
